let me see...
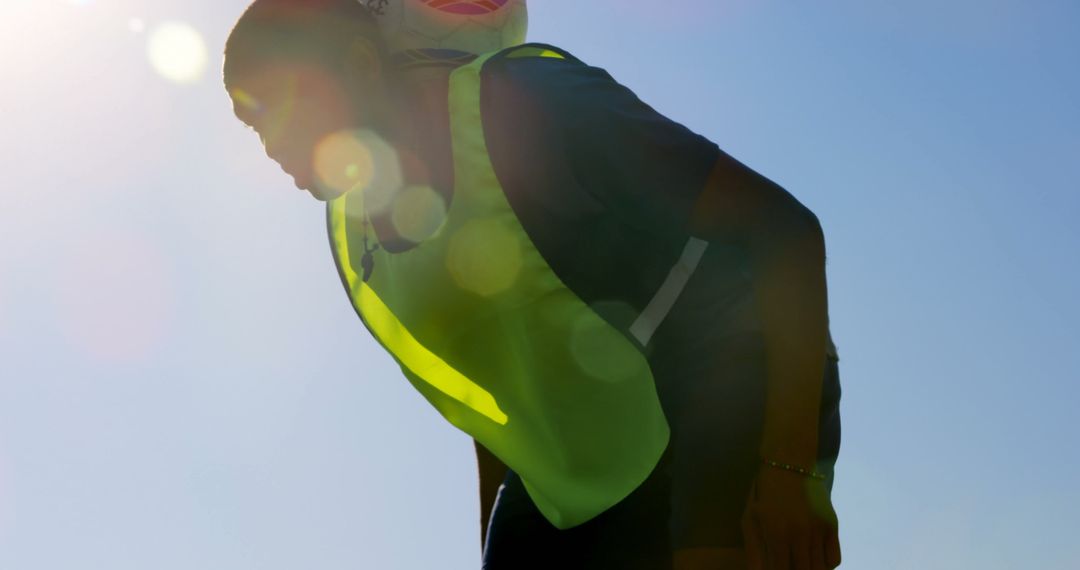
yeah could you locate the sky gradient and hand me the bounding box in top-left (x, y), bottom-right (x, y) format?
top-left (1, 1), bottom-right (1078, 568)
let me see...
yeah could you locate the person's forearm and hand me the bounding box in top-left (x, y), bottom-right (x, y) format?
top-left (748, 215), bottom-right (828, 469)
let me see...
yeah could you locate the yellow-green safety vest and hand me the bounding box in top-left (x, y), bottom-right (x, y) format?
top-left (327, 46), bottom-right (710, 529)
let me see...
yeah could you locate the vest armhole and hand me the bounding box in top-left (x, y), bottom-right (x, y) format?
top-left (493, 42), bottom-right (579, 64)
top-left (505, 46), bottom-right (566, 60)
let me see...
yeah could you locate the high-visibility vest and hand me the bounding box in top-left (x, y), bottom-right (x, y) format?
top-left (327, 46), bottom-right (709, 529)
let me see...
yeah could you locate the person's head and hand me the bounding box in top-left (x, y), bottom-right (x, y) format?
top-left (224, 0), bottom-right (389, 200)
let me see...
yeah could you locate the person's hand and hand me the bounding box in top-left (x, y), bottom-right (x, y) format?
top-left (741, 465), bottom-right (841, 569)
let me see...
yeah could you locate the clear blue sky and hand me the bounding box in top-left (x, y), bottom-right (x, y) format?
top-left (2, 1), bottom-right (1078, 568)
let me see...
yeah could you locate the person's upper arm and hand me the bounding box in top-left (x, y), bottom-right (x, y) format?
top-left (532, 56), bottom-right (722, 239)
top-left (483, 46), bottom-right (818, 246)
top-left (688, 148), bottom-right (823, 245)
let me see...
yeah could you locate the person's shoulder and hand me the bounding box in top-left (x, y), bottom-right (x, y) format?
top-left (480, 43), bottom-right (625, 108)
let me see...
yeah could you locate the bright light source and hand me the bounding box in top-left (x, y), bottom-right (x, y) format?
top-left (147, 22), bottom-right (208, 84)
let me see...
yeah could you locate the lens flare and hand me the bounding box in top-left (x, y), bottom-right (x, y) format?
top-left (314, 129), bottom-right (402, 207)
top-left (314, 130), bottom-right (374, 196)
top-left (229, 88), bottom-right (262, 114)
top-left (447, 218), bottom-right (522, 297)
top-left (147, 22), bottom-right (208, 84)
top-left (392, 185), bottom-right (448, 242)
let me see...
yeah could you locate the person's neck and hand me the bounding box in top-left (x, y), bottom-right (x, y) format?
top-left (388, 68), bottom-right (455, 186)
top-left (370, 67), bottom-right (457, 253)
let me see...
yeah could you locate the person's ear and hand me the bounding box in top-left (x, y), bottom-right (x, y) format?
top-left (341, 37), bottom-right (382, 91)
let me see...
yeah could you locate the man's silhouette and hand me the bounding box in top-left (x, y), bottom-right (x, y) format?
top-left (224, 2), bottom-right (842, 568)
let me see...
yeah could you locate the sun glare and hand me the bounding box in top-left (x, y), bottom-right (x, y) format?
top-left (447, 219), bottom-right (523, 297)
top-left (392, 185), bottom-right (448, 243)
top-left (314, 130), bottom-right (377, 197)
top-left (315, 129), bottom-right (403, 207)
top-left (147, 22), bottom-right (208, 84)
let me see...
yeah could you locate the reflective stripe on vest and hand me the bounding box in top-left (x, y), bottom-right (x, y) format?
top-left (630, 236), bottom-right (710, 345)
top-left (327, 46), bottom-right (706, 529)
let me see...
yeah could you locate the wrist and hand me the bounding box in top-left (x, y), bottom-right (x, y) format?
top-left (759, 438), bottom-right (818, 468)
top-left (759, 387), bottom-right (822, 466)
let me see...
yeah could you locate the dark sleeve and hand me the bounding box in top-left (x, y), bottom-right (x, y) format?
top-left (530, 53), bottom-right (721, 237)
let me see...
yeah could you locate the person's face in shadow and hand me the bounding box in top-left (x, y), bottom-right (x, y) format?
top-left (227, 40), bottom-right (386, 202)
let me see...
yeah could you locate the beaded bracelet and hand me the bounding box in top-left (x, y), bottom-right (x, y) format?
top-left (761, 458), bottom-right (828, 481)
